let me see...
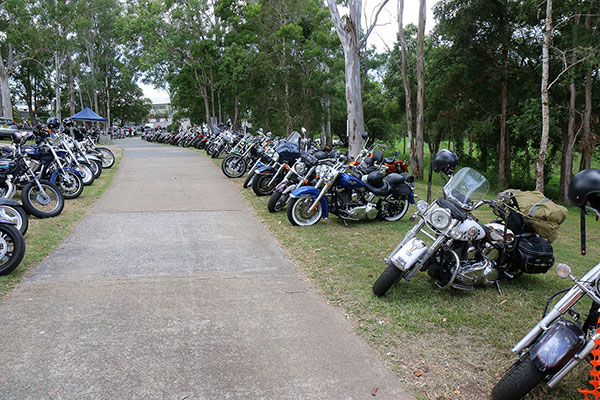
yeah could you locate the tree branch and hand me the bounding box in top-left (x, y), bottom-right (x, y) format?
top-left (360, 0), bottom-right (391, 47)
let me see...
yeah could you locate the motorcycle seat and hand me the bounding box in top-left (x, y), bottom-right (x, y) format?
top-left (383, 157), bottom-right (395, 164)
top-left (364, 180), bottom-right (390, 197)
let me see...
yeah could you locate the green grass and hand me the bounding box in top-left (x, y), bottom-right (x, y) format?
top-left (0, 149), bottom-right (122, 300)
top-left (201, 146), bottom-right (600, 400)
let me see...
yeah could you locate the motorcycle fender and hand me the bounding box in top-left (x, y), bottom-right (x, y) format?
top-left (65, 167), bottom-right (84, 178)
top-left (530, 319), bottom-right (585, 373)
top-left (388, 238), bottom-right (428, 271)
top-left (85, 155), bottom-right (102, 162)
top-left (282, 184), bottom-right (298, 195)
top-left (289, 186), bottom-right (329, 218)
top-left (255, 166), bottom-right (277, 175)
top-left (0, 198), bottom-right (22, 208)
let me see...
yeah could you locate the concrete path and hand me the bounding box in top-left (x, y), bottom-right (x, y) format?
top-left (0, 138), bottom-right (413, 400)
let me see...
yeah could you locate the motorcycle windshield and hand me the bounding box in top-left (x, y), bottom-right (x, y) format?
top-left (286, 131), bottom-right (301, 147)
top-left (443, 167), bottom-right (489, 210)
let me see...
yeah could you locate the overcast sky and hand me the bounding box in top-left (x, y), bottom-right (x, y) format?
top-left (141, 0), bottom-right (438, 104)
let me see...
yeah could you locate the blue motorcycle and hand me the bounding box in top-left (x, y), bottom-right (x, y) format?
top-left (286, 154), bottom-right (414, 226)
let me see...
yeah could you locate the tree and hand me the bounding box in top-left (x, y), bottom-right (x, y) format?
top-left (326, 0), bottom-right (389, 158)
top-left (414, 0), bottom-right (426, 178)
top-left (536, 0), bottom-right (552, 192)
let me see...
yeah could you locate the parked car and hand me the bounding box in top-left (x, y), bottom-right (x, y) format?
top-left (0, 117), bottom-right (18, 139)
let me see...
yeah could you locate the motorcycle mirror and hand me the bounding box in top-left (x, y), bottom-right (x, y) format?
top-left (301, 127), bottom-right (307, 134)
top-left (555, 263), bottom-right (571, 279)
top-left (361, 131), bottom-right (369, 140)
top-left (393, 150), bottom-right (399, 157)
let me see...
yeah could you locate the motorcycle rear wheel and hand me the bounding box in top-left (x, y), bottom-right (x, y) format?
top-left (491, 354), bottom-right (543, 400)
top-left (372, 264), bottom-right (404, 296)
top-left (381, 197), bottom-right (410, 221)
top-left (0, 223), bottom-right (25, 275)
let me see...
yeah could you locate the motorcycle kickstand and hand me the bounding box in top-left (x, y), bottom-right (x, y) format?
top-left (495, 281), bottom-right (503, 296)
top-left (341, 218), bottom-right (349, 228)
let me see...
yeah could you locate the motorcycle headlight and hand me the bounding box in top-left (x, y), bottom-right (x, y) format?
top-left (272, 152), bottom-right (280, 162)
top-left (429, 208), bottom-right (451, 230)
top-left (316, 165), bottom-right (326, 177)
top-left (416, 200), bottom-right (429, 214)
top-left (294, 161), bottom-right (306, 175)
top-left (450, 227), bottom-right (463, 240)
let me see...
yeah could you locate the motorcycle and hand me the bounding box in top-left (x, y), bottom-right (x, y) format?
top-left (492, 168), bottom-right (600, 400)
top-left (286, 152), bottom-right (414, 226)
top-left (372, 166), bottom-right (555, 296)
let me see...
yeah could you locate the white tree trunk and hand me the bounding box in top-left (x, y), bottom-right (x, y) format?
top-left (54, 51), bottom-right (61, 120)
top-left (414, 0), bottom-right (426, 179)
top-left (398, 0), bottom-right (415, 172)
top-left (0, 72), bottom-right (12, 119)
top-left (535, 0), bottom-right (552, 192)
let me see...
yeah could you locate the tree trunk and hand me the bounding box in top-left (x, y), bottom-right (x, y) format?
top-left (414, 0), bottom-right (426, 179)
top-left (560, 12), bottom-right (580, 203)
top-left (210, 66), bottom-right (216, 120)
top-left (54, 51), bottom-right (62, 120)
top-left (218, 90), bottom-right (222, 123)
top-left (580, 65), bottom-right (594, 170)
top-left (326, 0), bottom-right (365, 158)
top-left (398, 0), bottom-right (416, 176)
top-left (66, 47), bottom-right (76, 116)
top-left (233, 94), bottom-right (239, 129)
top-left (325, 96), bottom-right (332, 148)
top-left (105, 64), bottom-right (111, 127)
top-left (535, 0), bottom-right (552, 193)
top-left (0, 72), bottom-right (12, 119)
top-left (498, 0), bottom-right (509, 190)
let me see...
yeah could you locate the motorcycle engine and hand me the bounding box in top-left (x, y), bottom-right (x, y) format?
top-left (457, 259), bottom-right (498, 286)
top-left (346, 203), bottom-right (378, 220)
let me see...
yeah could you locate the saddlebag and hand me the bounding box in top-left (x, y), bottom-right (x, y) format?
top-left (515, 235), bottom-right (555, 274)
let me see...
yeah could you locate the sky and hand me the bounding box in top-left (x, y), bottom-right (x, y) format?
top-left (141, 0), bottom-right (438, 104)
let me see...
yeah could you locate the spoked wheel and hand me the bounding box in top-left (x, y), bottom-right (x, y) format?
top-left (287, 195), bottom-right (322, 226)
top-left (252, 174), bottom-right (277, 196)
top-left (97, 147), bottom-right (115, 168)
top-left (71, 163), bottom-right (95, 186)
top-left (372, 264), bottom-right (404, 296)
top-left (380, 196), bottom-right (410, 221)
top-left (54, 170), bottom-right (84, 199)
top-left (267, 191), bottom-right (289, 213)
top-left (88, 159), bottom-right (102, 179)
top-left (0, 205), bottom-right (28, 235)
top-left (0, 223), bottom-right (26, 275)
top-left (21, 180), bottom-right (65, 218)
top-left (221, 154), bottom-right (247, 178)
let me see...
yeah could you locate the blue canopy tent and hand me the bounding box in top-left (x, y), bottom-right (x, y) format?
top-left (70, 107), bottom-right (107, 122)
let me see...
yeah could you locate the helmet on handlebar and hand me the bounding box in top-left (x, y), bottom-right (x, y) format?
top-left (47, 116), bottom-right (60, 129)
top-left (432, 149), bottom-right (458, 175)
top-left (62, 117), bottom-right (74, 127)
top-left (569, 169), bottom-right (600, 212)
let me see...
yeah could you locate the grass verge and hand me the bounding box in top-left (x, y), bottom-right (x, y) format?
top-left (199, 146), bottom-right (599, 399)
top-left (0, 148), bottom-right (122, 300)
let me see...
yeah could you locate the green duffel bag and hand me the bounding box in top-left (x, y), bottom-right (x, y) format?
top-left (503, 190), bottom-right (568, 243)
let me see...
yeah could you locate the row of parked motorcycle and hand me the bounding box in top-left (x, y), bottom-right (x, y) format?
top-left (146, 123), bottom-right (600, 400)
top-left (0, 116), bottom-right (116, 276)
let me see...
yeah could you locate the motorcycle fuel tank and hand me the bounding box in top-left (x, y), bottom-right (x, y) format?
top-left (338, 172), bottom-right (365, 189)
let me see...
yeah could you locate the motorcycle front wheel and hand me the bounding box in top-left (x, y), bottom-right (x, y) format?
top-left (287, 195), bottom-right (322, 226)
top-left (0, 223), bottom-right (26, 275)
top-left (21, 180), bottom-right (65, 218)
top-left (97, 147), bottom-right (115, 168)
top-left (55, 170), bottom-right (84, 199)
top-left (221, 154), bottom-right (247, 178)
top-left (0, 205), bottom-right (28, 235)
top-left (372, 264), bottom-right (404, 296)
top-left (252, 174), bottom-right (277, 196)
top-left (491, 354), bottom-right (543, 400)
top-left (267, 191), bottom-right (289, 213)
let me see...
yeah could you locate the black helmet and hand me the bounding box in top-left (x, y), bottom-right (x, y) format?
top-left (432, 149), bottom-right (458, 175)
top-left (47, 117), bottom-right (60, 129)
top-left (367, 171), bottom-right (384, 188)
top-left (569, 169), bottom-right (600, 212)
top-left (62, 117), bottom-right (74, 127)
top-left (313, 151), bottom-right (327, 160)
